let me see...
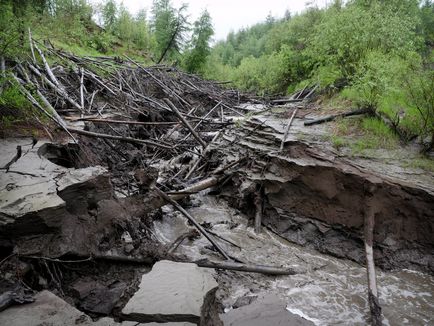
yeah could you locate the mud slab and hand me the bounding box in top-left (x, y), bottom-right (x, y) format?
top-left (220, 294), bottom-right (315, 326)
top-left (0, 290), bottom-right (116, 326)
top-left (122, 260), bottom-right (218, 324)
top-left (0, 138), bottom-right (108, 236)
top-left (0, 290), bottom-right (194, 326)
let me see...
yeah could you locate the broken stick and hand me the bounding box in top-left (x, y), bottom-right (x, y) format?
top-left (66, 127), bottom-right (173, 149)
top-left (304, 108), bottom-right (370, 126)
top-left (154, 187), bottom-right (231, 260)
top-left (195, 259), bottom-right (298, 276)
top-left (254, 189), bottom-right (263, 234)
top-left (279, 107), bottom-right (298, 151)
top-left (164, 98), bottom-right (207, 149)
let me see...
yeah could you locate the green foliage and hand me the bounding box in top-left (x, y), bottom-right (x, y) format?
top-left (102, 0), bottom-right (117, 32)
top-left (0, 82), bottom-right (32, 111)
top-left (151, 0), bottom-right (189, 63)
top-left (183, 10), bottom-right (214, 73)
top-left (0, 2), bottom-right (27, 58)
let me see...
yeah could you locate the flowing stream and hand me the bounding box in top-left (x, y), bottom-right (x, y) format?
top-left (153, 191), bottom-right (433, 325)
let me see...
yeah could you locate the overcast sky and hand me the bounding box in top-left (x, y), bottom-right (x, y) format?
top-left (104, 0), bottom-right (329, 41)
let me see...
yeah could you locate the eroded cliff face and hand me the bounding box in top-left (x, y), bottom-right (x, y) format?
top-left (215, 117), bottom-right (434, 272)
top-left (0, 138), bottom-right (156, 260)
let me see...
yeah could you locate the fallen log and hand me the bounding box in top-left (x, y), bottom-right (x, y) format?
top-left (12, 75), bottom-right (78, 142)
top-left (164, 98), bottom-right (207, 149)
top-left (195, 259), bottom-right (298, 276)
top-left (154, 187), bottom-right (231, 260)
top-left (185, 131), bottom-right (221, 179)
top-left (32, 41), bottom-right (62, 89)
top-left (271, 98), bottom-right (303, 104)
top-left (28, 63), bottom-right (84, 113)
top-left (69, 118), bottom-right (179, 126)
top-left (279, 107), bottom-right (299, 151)
top-left (304, 108), bottom-right (370, 126)
top-left (254, 189), bottom-right (262, 234)
top-left (66, 127), bottom-right (173, 149)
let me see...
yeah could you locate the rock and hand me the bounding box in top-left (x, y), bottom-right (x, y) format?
top-left (122, 260), bottom-right (218, 324)
top-left (0, 290), bottom-right (105, 326)
top-left (71, 280), bottom-right (127, 315)
top-left (0, 138), bottom-right (109, 237)
top-left (220, 294), bottom-right (315, 326)
top-left (232, 295), bottom-right (257, 309)
top-left (124, 244), bottom-right (134, 254)
top-left (0, 289), bottom-right (192, 326)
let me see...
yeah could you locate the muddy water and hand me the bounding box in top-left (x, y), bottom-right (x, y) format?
top-left (153, 192), bottom-right (434, 325)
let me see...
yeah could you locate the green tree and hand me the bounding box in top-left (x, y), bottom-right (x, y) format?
top-left (184, 9), bottom-right (214, 73)
top-left (102, 0), bottom-right (117, 32)
top-left (151, 0), bottom-right (189, 63)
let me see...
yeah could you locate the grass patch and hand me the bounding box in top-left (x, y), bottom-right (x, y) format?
top-left (405, 157), bottom-right (434, 172)
top-left (328, 116), bottom-right (399, 153)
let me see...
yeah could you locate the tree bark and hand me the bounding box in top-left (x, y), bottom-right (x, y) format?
top-left (304, 108), bottom-right (370, 126)
top-left (195, 259), bottom-right (298, 276)
top-left (364, 185), bottom-right (383, 326)
top-left (66, 127), bottom-right (173, 149)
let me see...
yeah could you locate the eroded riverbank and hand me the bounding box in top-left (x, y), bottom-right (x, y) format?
top-left (1, 52), bottom-right (433, 325)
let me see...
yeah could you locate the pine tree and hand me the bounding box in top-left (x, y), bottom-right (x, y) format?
top-left (102, 0), bottom-right (117, 32)
top-left (151, 0), bottom-right (188, 63)
top-left (184, 9), bottom-right (214, 73)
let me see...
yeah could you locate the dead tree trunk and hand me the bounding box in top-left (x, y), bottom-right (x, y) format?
top-left (364, 184), bottom-right (382, 326)
top-left (254, 189), bottom-right (263, 233)
top-left (154, 187), bottom-right (231, 261)
top-left (280, 107), bottom-right (298, 151)
top-left (195, 259), bottom-right (298, 276)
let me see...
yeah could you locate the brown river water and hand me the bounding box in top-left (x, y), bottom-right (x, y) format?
top-left (152, 192), bottom-right (434, 325)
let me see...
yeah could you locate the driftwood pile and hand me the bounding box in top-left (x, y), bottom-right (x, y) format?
top-left (4, 37), bottom-right (303, 276)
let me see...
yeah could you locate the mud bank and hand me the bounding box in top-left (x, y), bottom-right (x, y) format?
top-left (215, 115), bottom-right (434, 273)
top-left (0, 138), bottom-right (162, 260)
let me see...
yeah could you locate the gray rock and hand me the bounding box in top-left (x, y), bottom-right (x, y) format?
top-left (122, 260), bottom-right (218, 324)
top-left (0, 138), bottom-right (109, 237)
top-left (221, 294), bottom-right (315, 326)
top-left (0, 290), bottom-right (110, 326)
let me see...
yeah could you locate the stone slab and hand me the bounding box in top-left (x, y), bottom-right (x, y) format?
top-left (220, 294), bottom-right (315, 326)
top-left (122, 260), bottom-right (218, 323)
top-left (0, 138), bottom-right (107, 234)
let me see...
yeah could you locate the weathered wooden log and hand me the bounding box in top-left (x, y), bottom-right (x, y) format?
top-left (304, 108), bottom-right (370, 126)
top-left (181, 101), bottom-right (221, 142)
top-left (28, 28), bottom-right (36, 64)
top-left (66, 127), bottom-right (173, 149)
top-left (364, 185), bottom-right (383, 326)
top-left (185, 131), bottom-right (221, 179)
top-left (279, 107), bottom-right (299, 151)
top-left (254, 189), bottom-right (263, 234)
top-left (154, 187), bottom-right (231, 260)
top-left (67, 118), bottom-right (179, 126)
top-left (195, 259), bottom-right (298, 276)
top-left (12, 74), bottom-right (78, 142)
top-left (32, 41), bottom-right (62, 89)
top-left (164, 98), bottom-right (207, 149)
top-left (28, 64), bottom-right (84, 112)
top-left (271, 98), bottom-right (303, 104)
top-left (80, 67), bottom-right (85, 111)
